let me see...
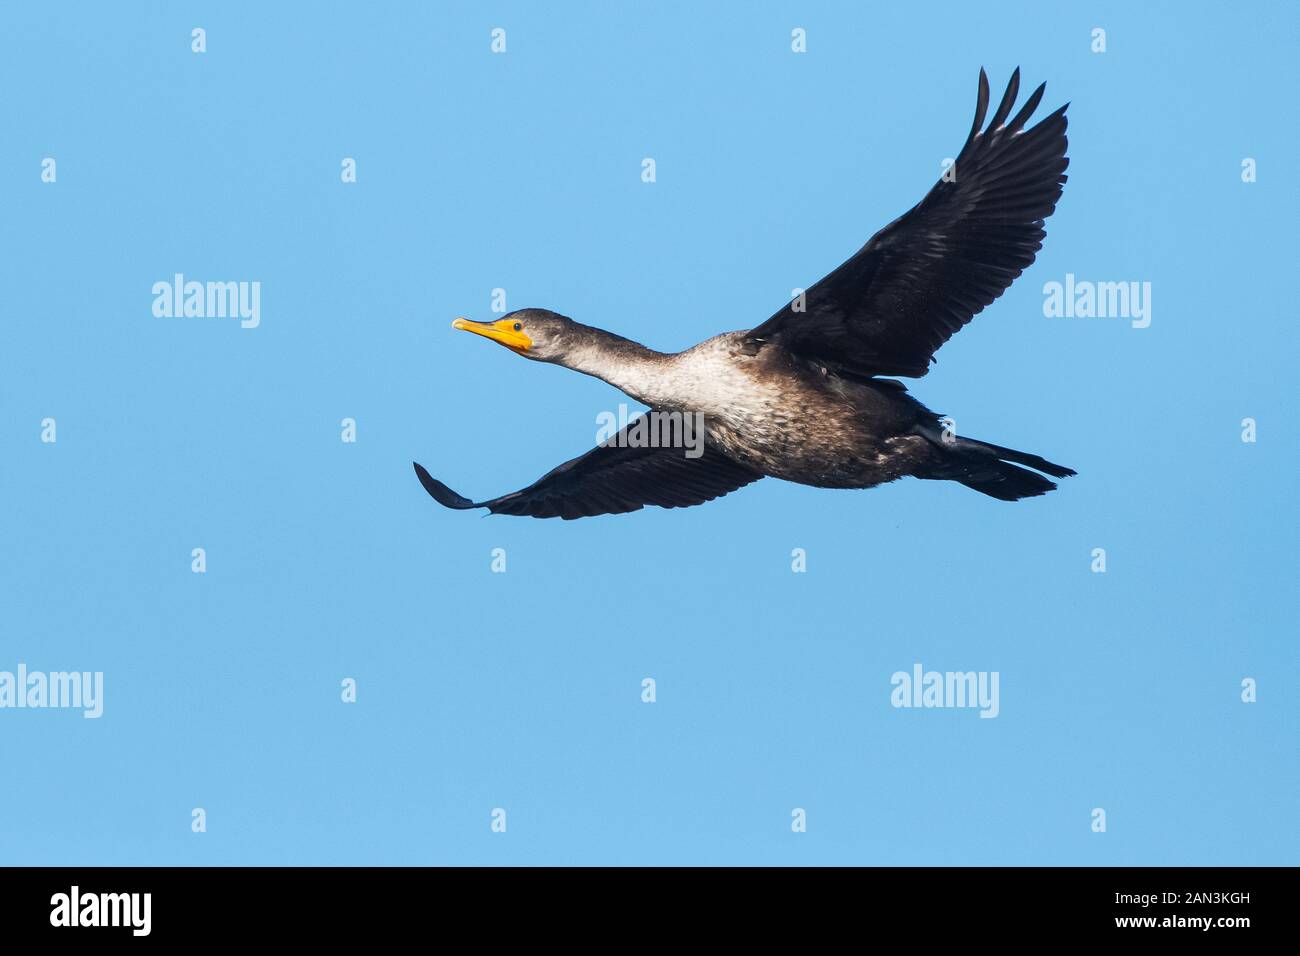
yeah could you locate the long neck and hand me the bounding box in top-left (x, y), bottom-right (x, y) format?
top-left (561, 326), bottom-right (672, 407)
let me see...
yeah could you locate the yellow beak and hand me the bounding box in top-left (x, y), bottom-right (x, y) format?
top-left (452, 317), bottom-right (532, 353)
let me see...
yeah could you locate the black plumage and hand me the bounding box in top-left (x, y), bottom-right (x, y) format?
top-left (416, 69), bottom-right (1075, 519)
top-left (414, 421), bottom-right (760, 519)
top-left (748, 68), bottom-right (1069, 379)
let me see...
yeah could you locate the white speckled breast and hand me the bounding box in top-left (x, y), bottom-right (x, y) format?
top-left (595, 332), bottom-right (934, 489)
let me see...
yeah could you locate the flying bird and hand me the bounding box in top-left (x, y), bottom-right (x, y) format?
top-left (415, 68), bottom-right (1074, 519)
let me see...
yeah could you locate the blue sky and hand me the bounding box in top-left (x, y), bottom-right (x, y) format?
top-left (1, 1), bottom-right (1296, 865)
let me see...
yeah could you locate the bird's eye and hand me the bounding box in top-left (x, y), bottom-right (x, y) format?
top-left (513, 322), bottom-right (522, 331)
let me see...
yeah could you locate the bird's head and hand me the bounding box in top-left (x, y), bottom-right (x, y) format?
top-left (451, 308), bottom-right (580, 364)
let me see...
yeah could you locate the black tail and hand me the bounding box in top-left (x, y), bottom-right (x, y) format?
top-left (953, 458), bottom-right (1063, 501)
top-left (919, 431), bottom-right (1077, 502)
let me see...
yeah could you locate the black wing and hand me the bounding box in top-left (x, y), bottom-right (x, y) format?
top-left (748, 68), bottom-right (1069, 378)
top-left (413, 416), bottom-right (762, 519)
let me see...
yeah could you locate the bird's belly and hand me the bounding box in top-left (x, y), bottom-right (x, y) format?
top-left (641, 342), bottom-right (928, 489)
top-left (704, 404), bottom-right (925, 489)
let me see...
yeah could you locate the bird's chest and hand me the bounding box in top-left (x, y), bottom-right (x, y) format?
top-left (615, 345), bottom-right (767, 419)
top-left (640, 351), bottom-right (881, 482)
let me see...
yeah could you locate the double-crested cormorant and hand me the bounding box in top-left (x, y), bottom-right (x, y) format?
top-left (415, 68), bottom-right (1075, 519)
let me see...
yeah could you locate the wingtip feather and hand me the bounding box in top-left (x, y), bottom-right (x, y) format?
top-left (413, 462), bottom-right (480, 510)
top-left (1007, 81), bottom-right (1046, 134)
top-left (988, 68), bottom-right (1021, 131)
top-left (968, 69), bottom-right (991, 143)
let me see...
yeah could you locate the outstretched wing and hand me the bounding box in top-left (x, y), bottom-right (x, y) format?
top-left (748, 68), bottom-right (1069, 379)
top-left (414, 416), bottom-right (762, 519)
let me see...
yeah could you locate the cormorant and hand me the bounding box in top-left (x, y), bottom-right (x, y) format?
top-left (415, 68), bottom-right (1075, 519)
